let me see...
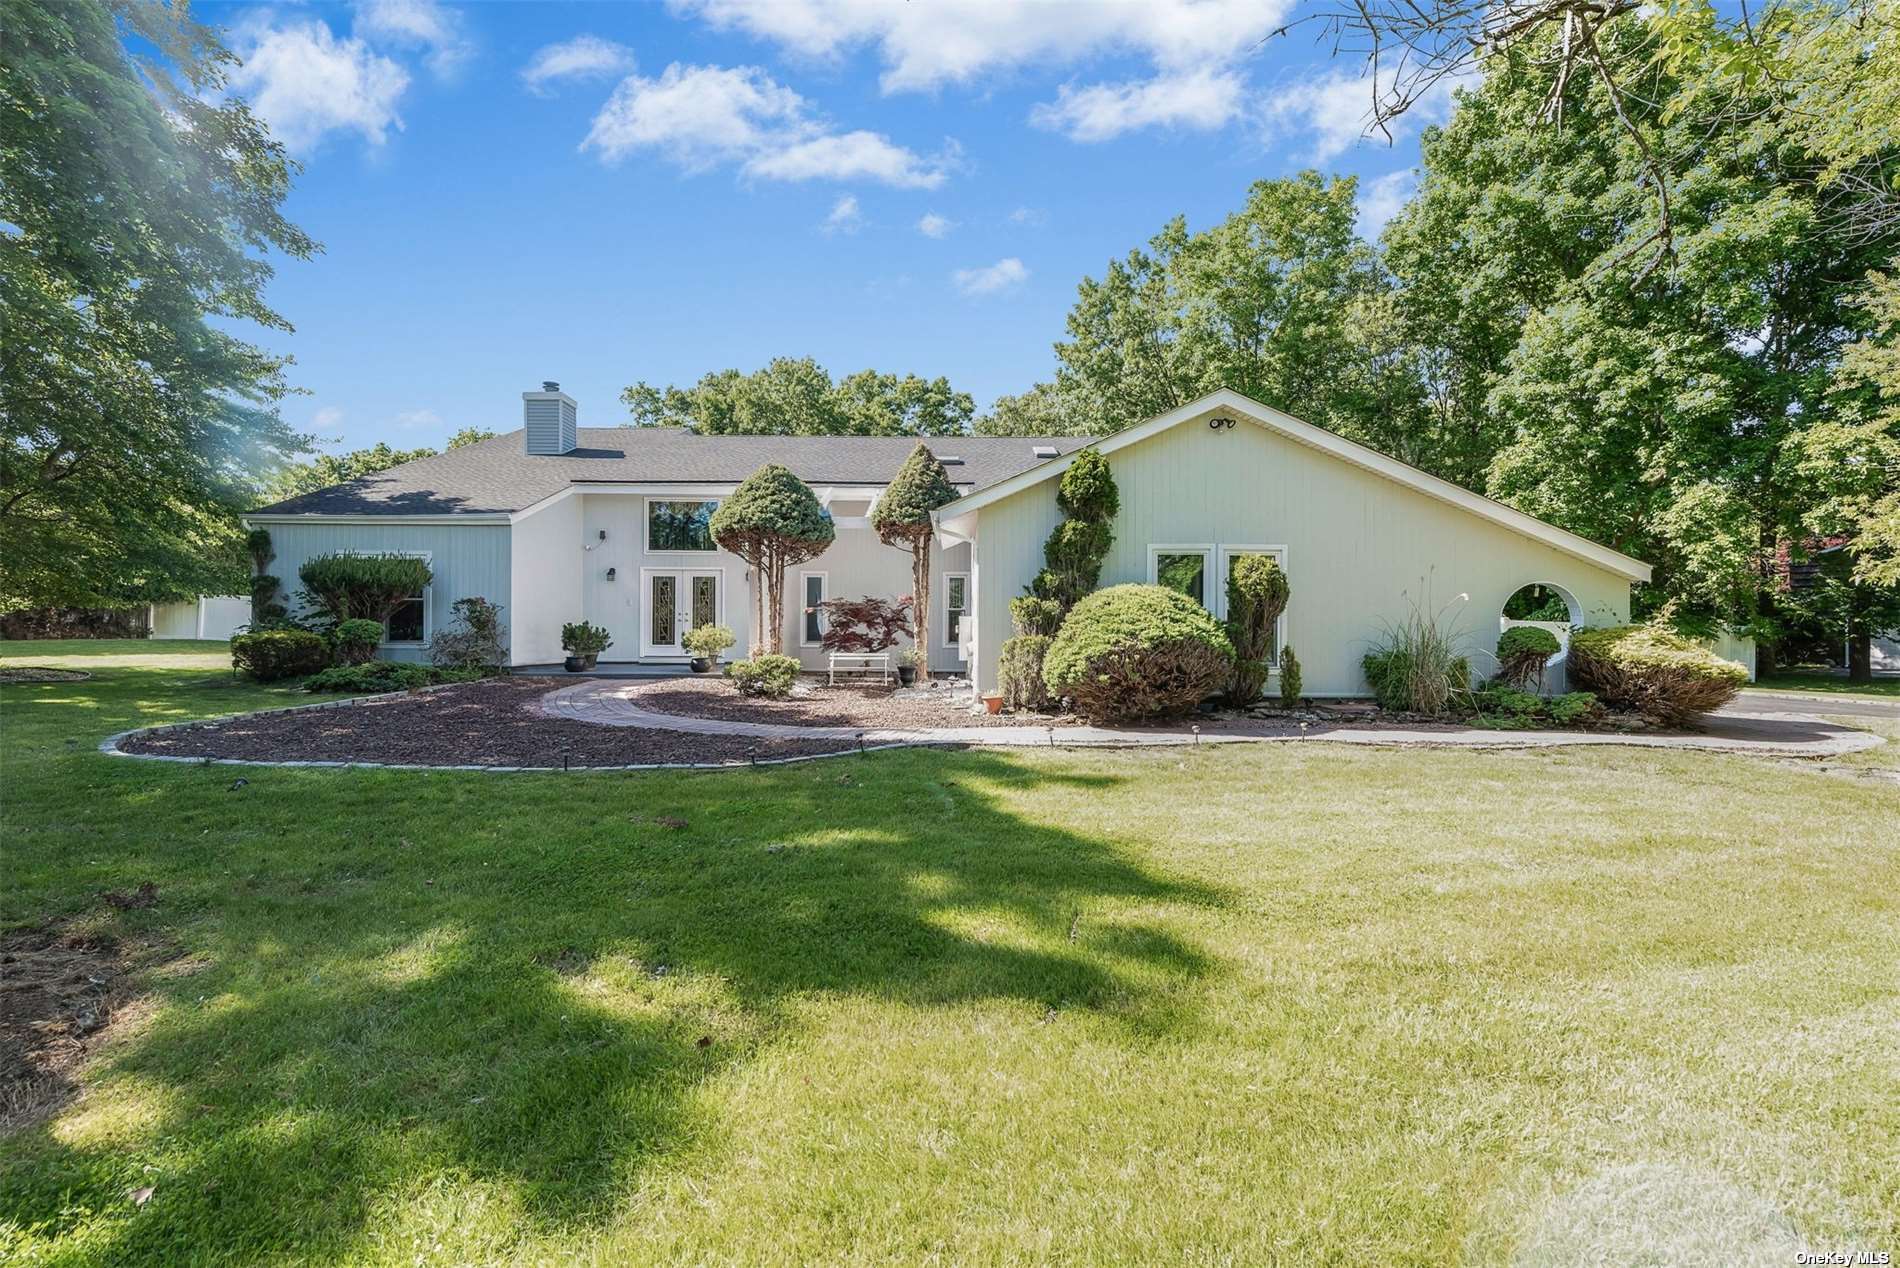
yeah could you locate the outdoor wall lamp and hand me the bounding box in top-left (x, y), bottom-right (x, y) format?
top-left (606, 567), bottom-right (616, 581)
top-left (598, 529), bottom-right (607, 541)
top-left (1209, 416), bottom-right (1237, 430)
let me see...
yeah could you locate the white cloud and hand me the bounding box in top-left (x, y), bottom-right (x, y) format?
top-left (311, 406), bottom-right (345, 429)
top-left (1008, 206), bottom-right (1047, 227)
top-left (672, 0), bottom-right (1290, 93)
top-left (952, 256), bottom-right (1027, 296)
top-left (823, 194), bottom-right (862, 234)
top-left (520, 35), bottom-right (634, 95)
top-left (917, 212), bottom-right (954, 238)
top-left (1030, 67), bottom-right (1244, 142)
top-left (745, 130), bottom-right (952, 189)
top-left (583, 62), bottom-right (954, 188)
top-left (353, 0), bottom-right (473, 78)
top-left (1263, 66), bottom-right (1470, 161)
top-left (395, 407), bottom-right (443, 429)
top-left (227, 19), bottom-right (410, 152)
top-left (1356, 169), bottom-right (1415, 238)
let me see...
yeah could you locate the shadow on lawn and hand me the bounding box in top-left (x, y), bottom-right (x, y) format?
top-left (2, 748), bottom-right (1226, 1264)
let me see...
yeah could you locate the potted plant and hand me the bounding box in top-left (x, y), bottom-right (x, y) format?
top-left (561, 620), bottom-right (612, 671)
top-left (682, 623), bottom-right (735, 674)
top-left (897, 644), bottom-right (927, 686)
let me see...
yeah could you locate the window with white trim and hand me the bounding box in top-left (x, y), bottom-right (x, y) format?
top-left (944, 573), bottom-right (968, 649)
top-left (381, 551), bottom-right (433, 645)
top-left (1148, 545), bottom-right (1214, 608)
top-left (801, 571), bottom-right (827, 646)
top-left (647, 500), bottom-right (719, 551)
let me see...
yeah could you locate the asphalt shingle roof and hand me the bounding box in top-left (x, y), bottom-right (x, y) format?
top-left (251, 428), bottom-right (1097, 517)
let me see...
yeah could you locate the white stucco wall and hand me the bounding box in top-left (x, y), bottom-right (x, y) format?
top-left (970, 413), bottom-right (1636, 696)
top-left (510, 495), bottom-right (582, 664)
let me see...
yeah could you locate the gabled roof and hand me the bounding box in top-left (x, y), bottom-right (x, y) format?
top-left (937, 389), bottom-right (1653, 583)
top-left (249, 429), bottom-right (1097, 518)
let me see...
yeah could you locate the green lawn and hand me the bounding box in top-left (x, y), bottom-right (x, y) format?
top-left (1753, 670), bottom-right (1900, 699)
top-left (2, 641), bottom-right (1896, 1265)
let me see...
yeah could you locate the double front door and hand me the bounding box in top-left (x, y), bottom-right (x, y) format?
top-left (641, 569), bottom-right (723, 657)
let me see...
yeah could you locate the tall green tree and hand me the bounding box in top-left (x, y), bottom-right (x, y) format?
top-left (709, 464), bottom-right (834, 654)
top-left (974, 382), bottom-right (1098, 437)
top-left (1051, 173), bottom-right (1397, 440)
top-left (623, 358), bottom-right (974, 436)
top-left (1, 0), bottom-right (316, 607)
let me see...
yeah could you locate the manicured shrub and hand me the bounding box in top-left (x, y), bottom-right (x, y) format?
top-left (818, 596), bottom-right (913, 653)
top-left (1042, 584), bottom-right (1234, 723)
top-left (430, 597), bottom-right (508, 669)
top-left (304, 661), bottom-right (488, 693)
top-left (1030, 448), bottom-right (1118, 614)
top-left (298, 553), bottom-right (433, 624)
top-left (727, 653), bottom-right (801, 698)
top-left (870, 444), bottom-right (959, 672)
top-left (1472, 685), bottom-right (1545, 719)
top-left (1547, 691), bottom-right (1601, 724)
top-left (249, 573), bottom-right (287, 627)
top-left (1278, 644), bottom-right (1302, 706)
top-left (332, 618), bottom-right (384, 665)
top-left (1495, 625), bottom-right (1562, 689)
top-left (230, 629), bottom-right (330, 681)
top-left (561, 621), bottom-right (612, 659)
top-left (1009, 596), bottom-right (1064, 638)
top-left (712, 464), bottom-right (835, 655)
top-left (682, 623), bottom-right (736, 659)
top-left (998, 634), bottom-right (1053, 712)
top-left (1568, 624), bottom-right (1747, 722)
top-left (1225, 553), bottom-right (1290, 704)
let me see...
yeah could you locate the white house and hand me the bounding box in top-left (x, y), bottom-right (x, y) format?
top-left (246, 384), bottom-right (1652, 695)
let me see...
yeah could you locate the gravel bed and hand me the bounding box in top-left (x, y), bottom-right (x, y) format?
top-left (620, 675), bottom-right (1078, 729)
top-left (117, 677), bottom-right (858, 767)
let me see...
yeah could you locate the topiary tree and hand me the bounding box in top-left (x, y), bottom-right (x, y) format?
top-left (1495, 625), bottom-right (1562, 690)
top-left (712, 463), bottom-right (835, 654)
top-left (1224, 553), bottom-right (1290, 704)
top-left (871, 444), bottom-right (959, 671)
top-left (1030, 448), bottom-right (1119, 613)
top-left (297, 553), bottom-right (433, 626)
top-left (1042, 584), bottom-right (1234, 722)
top-left (245, 529), bottom-right (285, 627)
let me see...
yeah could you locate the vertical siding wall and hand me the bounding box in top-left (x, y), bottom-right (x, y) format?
top-left (776, 530), bottom-right (969, 672)
top-left (511, 496), bottom-right (582, 664)
top-left (260, 521), bottom-right (512, 663)
top-left (972, 416), bottom-right (1633, 696)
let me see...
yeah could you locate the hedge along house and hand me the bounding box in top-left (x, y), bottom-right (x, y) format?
top-left (936, 389), bottom-right (1652, 698)
top-left (245, 383), bottom-right (1092, 670)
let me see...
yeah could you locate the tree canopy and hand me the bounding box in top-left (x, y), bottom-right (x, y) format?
top-left (710, 464), bottom-right (835, 654)
top-left (871, 443), bottom-right (960, 667)
top-left (264, 429), bottom-right (495, 504)
top-left (624, 358), bottom-right (975, 436)
top-left (1, 0), bottom-right (316, 608)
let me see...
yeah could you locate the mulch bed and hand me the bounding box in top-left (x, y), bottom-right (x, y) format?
top-left (117, 677), bottom-right (858, 767)
top-left (619, 675), bottom-right (1071, 729)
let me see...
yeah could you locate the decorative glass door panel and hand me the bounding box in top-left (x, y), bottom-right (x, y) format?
top-left (643, 569), bottom-right (722, 657)
top-left (649, 574), bottom-right (678, 651)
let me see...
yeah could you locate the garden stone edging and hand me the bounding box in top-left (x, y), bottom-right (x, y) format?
top-left (94, 682), bottom-right (1886, 773)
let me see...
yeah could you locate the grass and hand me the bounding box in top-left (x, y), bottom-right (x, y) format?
top-left (2, 640), bottom-right (1897, 1265)
top-left (1753, 670), bottom-right (1900, 699)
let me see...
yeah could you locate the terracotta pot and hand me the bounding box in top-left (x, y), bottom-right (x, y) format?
top-left (983, 694), bottom-right (1004, 714)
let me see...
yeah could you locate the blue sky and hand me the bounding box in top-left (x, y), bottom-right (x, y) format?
top-left (201, 0), bottom-right (1455, 453)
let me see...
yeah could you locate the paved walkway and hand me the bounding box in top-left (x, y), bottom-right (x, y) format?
top-left (541, 682), bottom-right (1885, 759)
top-left (1732, 689), bottom-right (1900, 720)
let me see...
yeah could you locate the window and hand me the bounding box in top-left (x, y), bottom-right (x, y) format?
top-left (944, 573), bottom-right (968, 649)
top-left (1148, 545), bottom-right (1213, 608)
top-left (801, 572), bottom-right (826, 646)
top-left (647, 500), bottom-right (718, 551)
top-left (381, 553), bottom-right (432, 644)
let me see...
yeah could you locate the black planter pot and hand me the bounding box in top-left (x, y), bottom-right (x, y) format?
top-left (690, 657), bottom-right (713, 674)
top-left (563, 655), bottom-right (585, 673)
top-left (897, 665), bottom-right (917, 686)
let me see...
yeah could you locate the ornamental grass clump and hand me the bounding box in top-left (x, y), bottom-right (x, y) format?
top-left (1361, 589), bottom-right (1473, 715)
top-left (1568, 624), bottom-right (1747, 723)
top-left (1042, 584), bottom-right (1234, 723)
top-left (1495, 625), bottom-right (1562, 689)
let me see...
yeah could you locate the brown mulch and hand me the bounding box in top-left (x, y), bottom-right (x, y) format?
top-left (2, 921), bottom-right (138, 1132)
top-left (0, 667), bottom-right (90, 684)
top-left (116, 677), bottom-right (857, 767)
top-left (621, 675), bottom-right (1077, 729)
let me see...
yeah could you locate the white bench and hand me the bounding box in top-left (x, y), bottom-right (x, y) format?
top-left (828, 652), bottom-right (892, 686)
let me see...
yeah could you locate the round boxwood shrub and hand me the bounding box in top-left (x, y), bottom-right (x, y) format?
top-left (727, 653), bottom-right (801, 698)
top-left (1042, 584), bottom-right (1234, 723)
top-left (230, 629), bottom-right (331, 681)
top-left (332, 618), bottom-right (384, 665)
top-left (1568, 624), bottom-right (1747, 722)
